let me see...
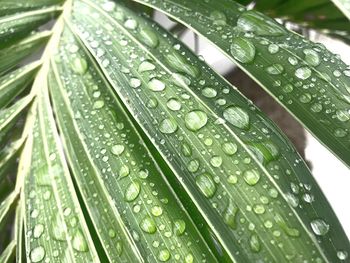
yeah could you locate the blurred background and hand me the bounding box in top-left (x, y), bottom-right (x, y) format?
top-left (153, 11), bottom-right (350, 238)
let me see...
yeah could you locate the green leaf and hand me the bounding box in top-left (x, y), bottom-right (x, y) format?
top-left (0, 6), bottom-right (61, 48)
top-left (0, 62), bottom-right (41, 110)
top-left (0, 31), bottom-right (50, 76)
top-left (332, 0), bottom-right (350, 20)
top-left (48, 25), bottom-right (216, 262)
top-left (0, 192), bottom-right (18, 230)
top-left (70, 0), bottom-right (350, 261)
top-left (0, 0), bottom-right (64, 16)
top-left (0, 139), bottom-right (24, 183)
top-left (0, 95), bottom-right (32, 146)
top-left (23, 75), bottom-right (99, 261)
top-left (133, 0), bottom-right (350, 168)
top-left (0, 240), bottom-right (16, 263)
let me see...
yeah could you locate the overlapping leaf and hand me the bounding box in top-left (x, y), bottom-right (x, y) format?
top-left (69, 0), bottom-right (350, 261)
top-left (48, 25), bottom-right (216, 262)
top-left (134, 0), bottom-right (350, 168)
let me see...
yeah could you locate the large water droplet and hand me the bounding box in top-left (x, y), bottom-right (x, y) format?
top-left (310, 219), bottom-right (329, 236)
top-left (295, 67), bottom-right (312, 80)
top-left (336, 109), bottom-right (350, 122)
top-left (129, 78), bottom-right (141, 88)
top-left (124, 19), bottom-right (138, 30)
top-left (72, 57), bottom-right (88, 75)
top-left (33, 224), bottom-right (44, 238)
top-left (223, 106), bottom-right (249, 130)
top-left (303, 49), bottom-right (320, 66)
top-left (230, 37), bottom-right (256, 64)
top-left (236, 10), bottom-right (286, 36)
top-left (247, 141), bottom-right (280, 164)
top-left (138, 61), bottom-right (156, 72)
top-left (337, 250), bottom-right (348, 260)
top-left (138, 28), bottom-right (159, 48)
top-left (243, 169), bottom-right (260, 186)
top-left (185, 110), bottom-right (208, 131)
top-left (202, 87), bottom-right (218, 98)
top-left (210, 11), bottom-right (227, 26)
top-left (210, 156), bottom-right (223, 167)
top-left (140, 216), bottom-right (157, 234)
top-left (187, 159), bottom-right (200, 173)
top-left (195, 173), bottom-right (216, 198)
top-left (30, 246), bottom-right (45, 262)
top-left (223, 202), bottom-right (238, 229)
top-left (249, 234), bottom-right (261, 252)
top-left (173, 219), bottom-right (186, 236)
top-left (159, 118), bottom-right (178, 134)
top-left (222, 142), bottom-right (238, 156)
top-left (72, 229), bottom-right (89, 252)
top-left (148, 78), bottom-right (165, 91)
top-left (111, 144), bottom-right (125, 156)
top-left (266, 64), bottom-right (284, 75)
top-left (158, 249), bottom-right (171, 262)
top-left (166, 98), bottom-right (181, 111)
top-left (125, 181), bottom-right (141, 202)
top-left (165, 53), bottom-right (199, 78)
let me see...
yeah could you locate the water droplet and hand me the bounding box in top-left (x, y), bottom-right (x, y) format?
top-left (334, 128), bottom-right (347, 138)
top-left (102, 1), bottom-right (116, 12)
top-left (33, 224), bottom-right (44, 238)
top-left (247, 141), bottom-right (279, 164)
top-left (202, 87), bottom-right (218, 98)
top-left (299, 93), bottom-right (312, 103)
top-left (187, 159), bottom-right (200, 173)
top-left (282, 84), bottom-right (294, 93)
top-left (185, 253), bottom-right (194, 263)
top-left (173, 219), bottom-right (186, 236)
top-left (223, 106), bottom-right (249, 130)
top-left (295, 67), bottom-right (312, 80)
top-left (185, 110), bottom-right (208, 131)
top-left (148, 78), bottom-right (165, 91)
top-left (129, 78), bottom-right (141, 88)
top-left (222, 142), bottom-right (238, 156)
top-left (166, 98), bottom-right (181, 111)
top-left (268, 44), bottom-right (279, 54)
top-left (243, 169), bottom-right (260, 186)
top-left (210, 11), bottom-right (227, 26)
top-left (210, 156), bottom-right (223, 167)
top-left (303, 49), bottom-right (320, 66)
top-left (158, 249), bottom-right (171, 262)
top-left (140, 216), bottom-right (157, 234)
top-left (72, 57), bottom-right (88, 75)
top-left (93, 100), bottom-right (104, 109)
top-left (146, 97), bottom-right (158, 108)
top-left (108, 229), bottom-right (116, 238)
top-left (171, 73), bottom-right (191, 88)
top-left (223, 202), bottom-right (238, 229)
top-left (336, 109), bottom-right (350, 122)
top-left (159, 118), bottom-right (178, 134)
top-left (253, 204), bottom-right (265, 214)
top-left (111, 144), bottom-right (125, 156)
top-left (249, 234), bottom-right (261, 252)
top-left (236, 10), bottom-right (286, 36)
top-left (30, 246), bottom-right (45, 262)
top-left (125, 181), bottom-right (141, 202)
top-left (230, 37), bottom-right (256, 64)
top-left (311, 219), bottom-right (329, 236)
top-left (72, 229), bottom-right (89, 252)
top-left (182, 143), bottom-right (192, 157)
top-left (124, 19), bottom-right (138, 29)
top-left (151, 206), bottom-right (163, 217)
top-left (138, 27), bottom-right (159, 48)
top-left (51, 213), bottom-right (66, 241)
top-left (119, 165), bottom-right (130, 178)
top-left (165, 52), bottom-right (200, 78)
top-left (337, 250), bottom-right (348, 260)
top-left (138, 61), bottom-right (156, 72)
top-left (266, 64), bottom-right (284, 75)
top-left (195, 173), bottom-right (216, 198)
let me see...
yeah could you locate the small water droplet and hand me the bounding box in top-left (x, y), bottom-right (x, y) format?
top-left (249, 234), bottom-right (261, 252)
top-left (202, 87), bottom-right (218, 98)
top-left (266, 64), bottom-right (284, 75)
top-left (165, 52), bottom-right (200, 78)
top-left (303, 49), bottom-right (320, 66)
top-left (138, 28), bottom-right (159, 48)
top-left (187, 159), bottom-right (200, 173)
top-left (223, 202), bottom-right (238, 229)
top-left (72, 229), bottom-right (89, 252)
top-left (119, 165), bottom-right (130, 178)
top-left (173, 219), bottom-right (186, 236)
top-left (33, 224), bottom-right (44, 238)
top-left (124, 19), bottom-right (138, 29)
top-left (129, 78), bottom-right (142, 88)
top-left (166, 98), bottom-right (181, 111)
top-left (158, 249), bottom-right (171, 262)
top-left (138, 61), bottom-right (156, 72)
top-left (72, 57), bottom-right (88, 75)
top-left (210, 156), bottom-right (223, 167)
top-left (337, 250), bottom-right (348, 260)
top-left (295, 67), bottom-right (312, 80)
top-left (210, 11), bottom-right (227, 26)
